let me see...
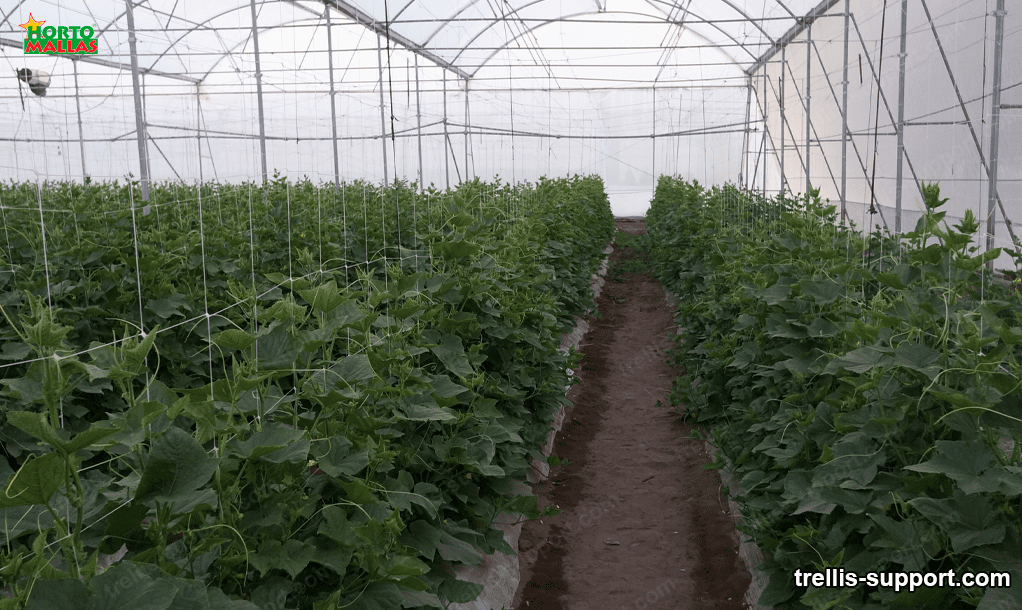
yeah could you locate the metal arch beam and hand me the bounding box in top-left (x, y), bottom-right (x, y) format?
top-left (36, 0), bottom-right (463, 84)
top-left (0, 0), bottom-right (32, 31)
top-left (638, 0), bottom-right (754, 68)
top-left (456, 8), bottom-right (755, 75)
top-left (746, 0), bottom-right (842, 75)
top-left (198, 14), bottom-right (328, 81)
top-left (1, 0), bottom-right (200, 81)
top-left (420, 0), bottom-right (487, 46)
top-left (644, 0), bottom-right (775, 43)
top-left (771, 0), bottom-right (799, 19)
top-left (67, 1), bottom-right (259, 83)
top-left (428, 0), bottom-right (764, 67)
top-left (150, 1), bottom-right (333, 82)
top-left (148, 4), bottom-right (278, 82)
top-left (324, 0), bottom-right (472, 79)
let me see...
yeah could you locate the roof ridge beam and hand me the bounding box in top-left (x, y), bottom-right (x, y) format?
top-left (745, 0), bottom-right (842, 75)
top-left (324, 0), bottom-right (472, 80)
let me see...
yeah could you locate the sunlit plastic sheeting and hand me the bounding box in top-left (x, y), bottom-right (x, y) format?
top-left (750, 0), bottom-right (1020, 267)
top-left (2, 0), bottom-right (1021, 227)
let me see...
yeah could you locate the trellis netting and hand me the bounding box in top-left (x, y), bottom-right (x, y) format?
top-left (3, 0), bottom-right (1013, 238)
top-left (0, 0), bottom-right (1020, 608)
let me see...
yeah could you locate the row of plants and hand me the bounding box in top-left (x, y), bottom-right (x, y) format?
top-left (647, 177), bottom-right (1022, 609)
top-left (0, 174), bottom-right (615, 609)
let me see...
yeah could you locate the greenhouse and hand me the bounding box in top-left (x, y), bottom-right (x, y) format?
top-left (0, 1), bottom-right (1020, 609)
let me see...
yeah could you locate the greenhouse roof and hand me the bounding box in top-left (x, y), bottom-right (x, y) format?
top-left (0, 0), bottom-right (832, 82)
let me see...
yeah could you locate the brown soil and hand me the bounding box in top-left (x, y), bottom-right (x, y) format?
top-left (511, 218), bottom-right (752, 610)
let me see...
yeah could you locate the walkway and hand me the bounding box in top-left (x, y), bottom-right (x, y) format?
top-left (511, 218), bottom-right (753, 610)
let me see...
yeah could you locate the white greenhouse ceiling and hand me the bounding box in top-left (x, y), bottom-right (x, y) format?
top-left (0, 0), bottom-right (831, 82)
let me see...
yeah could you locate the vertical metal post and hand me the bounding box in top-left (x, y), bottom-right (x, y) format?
top-left (464, 78), bottom-right (471, 179)
top-left (443, 72), bottom-right (450, 189)
top-left (895, 0), bottom-right (908, 234)
top-left (742, 78), bottom-right (752, 187)
top-left (652, 86), bottom-right (657, 183)
top-left (987, 0), bottom-right (1006, 253)
top-left (141, 73), bottom-right (151, 181)
top-left (72, 60), bottom-right (87, 179)
top-left (376, 34), bottom-right (389, 184)
top-left (415, 56), bottom-right (423, 190)
top-left (325, 7), bottom-right (340, 190)
top-left (779, 45), bottom-right (786, 194)
top-left (195, 85), bottom-right (204, 182)
top-left (763, 68), bottom-right (769, 194)
top-left (840, 0), bottom-right (851, 220)
top-left (124, 0), bottom-right (149, 201)
top-left (249, 0), bottom-right (268, 184)
top-left (805, 30), bottom-right (812, 194)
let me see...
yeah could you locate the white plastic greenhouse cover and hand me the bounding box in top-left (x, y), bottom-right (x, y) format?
top-left (0, 0), bottom-right (1020, 258)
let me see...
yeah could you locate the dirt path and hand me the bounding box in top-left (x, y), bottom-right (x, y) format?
top-left (511, 219), bottom-right (752, 610)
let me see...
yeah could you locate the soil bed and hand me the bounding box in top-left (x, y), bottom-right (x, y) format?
top-left (511, 218), bottom-right (752, 610)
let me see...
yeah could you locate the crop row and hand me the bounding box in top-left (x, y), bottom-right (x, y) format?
top-left (647, 178), bottom-right (1022, 610)
top-left (0, 175), bottom-right (615, 609)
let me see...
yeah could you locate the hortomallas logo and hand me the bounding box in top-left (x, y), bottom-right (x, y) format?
top-left (20, 13), bottom-right (98, 55)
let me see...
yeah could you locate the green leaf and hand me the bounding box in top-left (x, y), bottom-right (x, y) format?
top-left (328, 300), bottom-right (367, 328)
top-left (228, 425), bottom-right (309, 463)
top-left (399, 520), bottom-right (441, 560)
top-left (434, 240), bottom-right (481, 261)
top-left (310, 536), bottom-right (353, 574)
top-left (147, 294), bottom-right (190, 319)
top-left (813, 448), bottom-right (885, 488)
top-left (825, 346), bottom-right (893, 374)
top-left (23, 578), bottom-right (90, 610)
top-left (431, 334), bottom-right (474, 379)
top-left (0, 453), bottom-right (66, 508)
top-left (758, 570), bottom-right (795, 606)
top-left (89, 562), bottom-right (177, 610)
top-left (310, 354), bottom-right (377, 391)
top-left (438, 578), bottom-right (484, 603)
top-left (334, 354), bottom-right (377, 382)
top-left (804, 317), bottom-right (839, 338)
top-left (204, 587), bottom-right (259, 610)
top-left (250, 539), bottom-right (315, 578)
top-left (800, 279), bottom-right (843, 304)
top-left (7, 410), bottom-right (66, 450)
top-left (384, 555), bottom-right (430, 577)
top-left (254, 324), bottom-right (301, 370)
top-left (397, 402), bottom-right (459, 422)
top-left (892, 342), bottom-right (942, 380)
top-left (436, 529), bottom-right (482, 565)
top-left (318, 506), bottom-right (360, 546)
top-left (755, 282), bottom-right (790, 306)
top-left (102, 503), bottom-right (149, 550)
top-left (903, 440), bottom-right (996, 481)
top-left (908, 492), bottom-right (1007, 553)
top-left (251, 576), bottom-right (291, 610)
top-left (792, 493), bottom-right (836, 515)
top-left (164, 579), bottom-right (211, 610)
top-left (0, 342), bottom-right (33, 361)
top-left (398, 590), bottom-right (444, 609)
top-left (428, 375), bottom-right (469, 399)
top-left (342, 582), bottom-right (406, 610)
top-left (66, 422), bottom-right (118, 453)
top-left (135, 427), bottom-right (219, 507)
top-left (875, 272), bottom-right (906, 289)
top-left (211, 329), bottom-right (256, 351)
top-left (1, 374), bottom-right (44, 403)
top-left (297, 281), bottom-right (345, 313)
top-left (976, 578), bottom-right (1022, 610)
top-left (316, 436), bottom-right (370, 477)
